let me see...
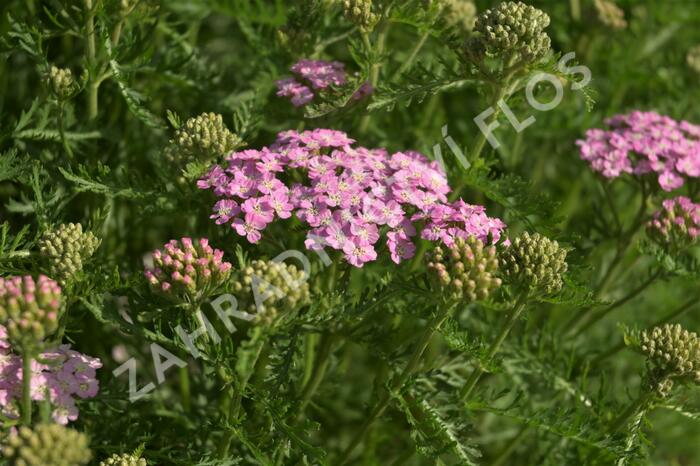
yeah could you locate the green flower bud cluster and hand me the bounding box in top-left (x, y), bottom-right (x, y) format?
top-left (38, 223), bottom-right (100, 285)
top-left (99, 453), bottom-right (147, 466)
top-left (2, 424), bottom-right (92, 466)
top-left (343, 0), bottom-right (378, 32)
top-left (643, 367), bottom-right (675, 399)
top-left (426, 237), bottom-right (501, 302)
top-left (0, 275), bottom-right (62, 353)
top-left (232, 260), bottom-right (310, 325)
top-left (500, 232), bottom-right (568, 295)
top-left (467, 1), bottom-right (551, 66)
top-left (687, 45), bottom-right (700, 75)
top-left (164, 113), bottom-right (243, 167)
top-left (439, 0), bottom-right (477, 33)
top-left (46, 65), bottom-right (77, 100)
top-left (639, 324), bottom-right (700, 384)
top-left (594, 0), bottom-right (627, 30)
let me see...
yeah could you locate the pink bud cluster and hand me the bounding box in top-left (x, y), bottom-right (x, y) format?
top-left (1, 324), bottom-right (102, 425)
top-left (144, 237), bottom-right (233, 302)
top-left (576, 111), bottom-right (700, 191)
top-left (647, 196), bottom-right (700, 248)
top-left (198, 128), bottom-right (506, 268)
top-left (0, 275), bottom-right (61, 350)
top-left (276, 59), bottom-right (372, 107)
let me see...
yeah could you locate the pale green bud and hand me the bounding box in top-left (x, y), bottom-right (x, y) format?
top-left (164, 112), bottom-right (243, 167)
top-left (639, 324), bottom-right (700, 385)
top-left (500, 232), bottom-right (567, 295)
top-left (99, 453), bottom-right (147, 466)
top-left (38, 223), bottom-right (100, 286)
top-left (2, 424), bottom-right (91, 466)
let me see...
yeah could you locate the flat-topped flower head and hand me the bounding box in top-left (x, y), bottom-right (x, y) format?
top-left (647, 196), bottom-right (700, 251)
top-left (164, 112), bottom-right (243, 167)
top-left (0, 333), bottom-right (101, 424)
top-left (343, 0), bottom-right (378, 32)
top-left (2, 423), bottom-right (92, 466)
top-left (99, 453), bottom-right (147, 466)
top-left (500, 232), bottom-right (568, 295)
top-left (276, 59), bottom-right (370, 107)
top-left (426, 236), bottom-right (501, 302)
top-left (639, 324), bottom-right (700, 385)
top-left (0, 275), bottom-right (62, 353)
top-left (469, 1), bottom-right (551, 65)
top-left (577, 111), bottom-right (700, 191)
top-left (232, 259), bottom-right (310, 326)
top-left (198, 128), bottom-right (506, 268)
top-left (39, 223), bottom-right (101, 286)
top-left (144, 238), bottom-right (232, 305)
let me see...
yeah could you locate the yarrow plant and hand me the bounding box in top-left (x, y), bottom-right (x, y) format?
top-left (3, 0), bottom-right (700, 465)
top-left (577, 111), bottom-right (700, 191)
top-left (198, 128), bottom-right (506, 267)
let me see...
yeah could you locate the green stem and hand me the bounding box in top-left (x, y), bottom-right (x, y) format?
top-left (218, 330), bottom-right (267, 459)
top-left (460, 291), bottom-right (528, 401)
top-left (84, 0), bottom-right (98, 119)
top-left (488, 425), bottom-right (530, 466)
top-left (393, 30), bottom-right (429, 80)
top-left (179, 366), bottom-right (191, 413)
top-left (449, 80), bottom-right (512, 201)
top-left (21, 352), bottom-right (33, 425)
top-left (359, 23), bottom-right (389, 135)
top-left (607, 390), bottom-right (654, 434)
top-left (297, 333), bottom-right (337, 417)
top-left (338, 301), bottom-right (457, 465)
top-left (571, 270), bottom-right (661, 337)
top-left (57, 103), bottom-right (74, 159)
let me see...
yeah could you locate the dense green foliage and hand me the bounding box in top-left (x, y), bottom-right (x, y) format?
top-left (1, 0), bottom-right (700, 465)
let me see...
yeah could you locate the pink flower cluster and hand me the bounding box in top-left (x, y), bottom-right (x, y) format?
top-left (144, 238), bottom-right (233, 302)
top-left (576, 111), bottom-right (700, 191)
top-left (1, 324), bottom-right (102, 425)
top-left (276, 60), bottom-right (346, 106)
top-left (198, 128), bottom-right (506, 267)
top-left (647, 196), bottom-right (700, 248)
top-left (276, 59), bottom-right (372, 106)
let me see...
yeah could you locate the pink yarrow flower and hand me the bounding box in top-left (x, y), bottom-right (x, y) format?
top-left (0, 328), bottom-right (101, 425)
top-left (199, 128), bottom-right (506, 267)
top-left (577, 111), bottom-right (700, 191)
top-left (276, 59), bottom-right (372, 107)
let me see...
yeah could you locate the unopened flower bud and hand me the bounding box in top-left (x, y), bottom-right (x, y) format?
top-left (99, 453), bottom-right (147, 466)
top-left (0, 275), bottom-right (62, 353)
top-left (426, 237), bottom-right (501, 302)
top-left (470, 1), bottom-right (551, 65)
top-left (164, 112), bottom-right (243, 168)
top-left (687, 45), bottom-right (700, 74)
top-left (144, 238), bottom-right (232, 305)
top-left (38, 223), bottom-right (100, 286)
top-left (639, 324), bottom-right (700, 385)
top-left (343, 0), bottom-right (378, 32)
top-left (594, 0), bottom-right (627, 30)
top-left (500, 232), bottom-right (567, 295)
top-left (232, 259), bottom-right (310, 326)
top-left (2, 424), bottom-right (92, 466)
top-left (46, 65), bottom-right (78, 100)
